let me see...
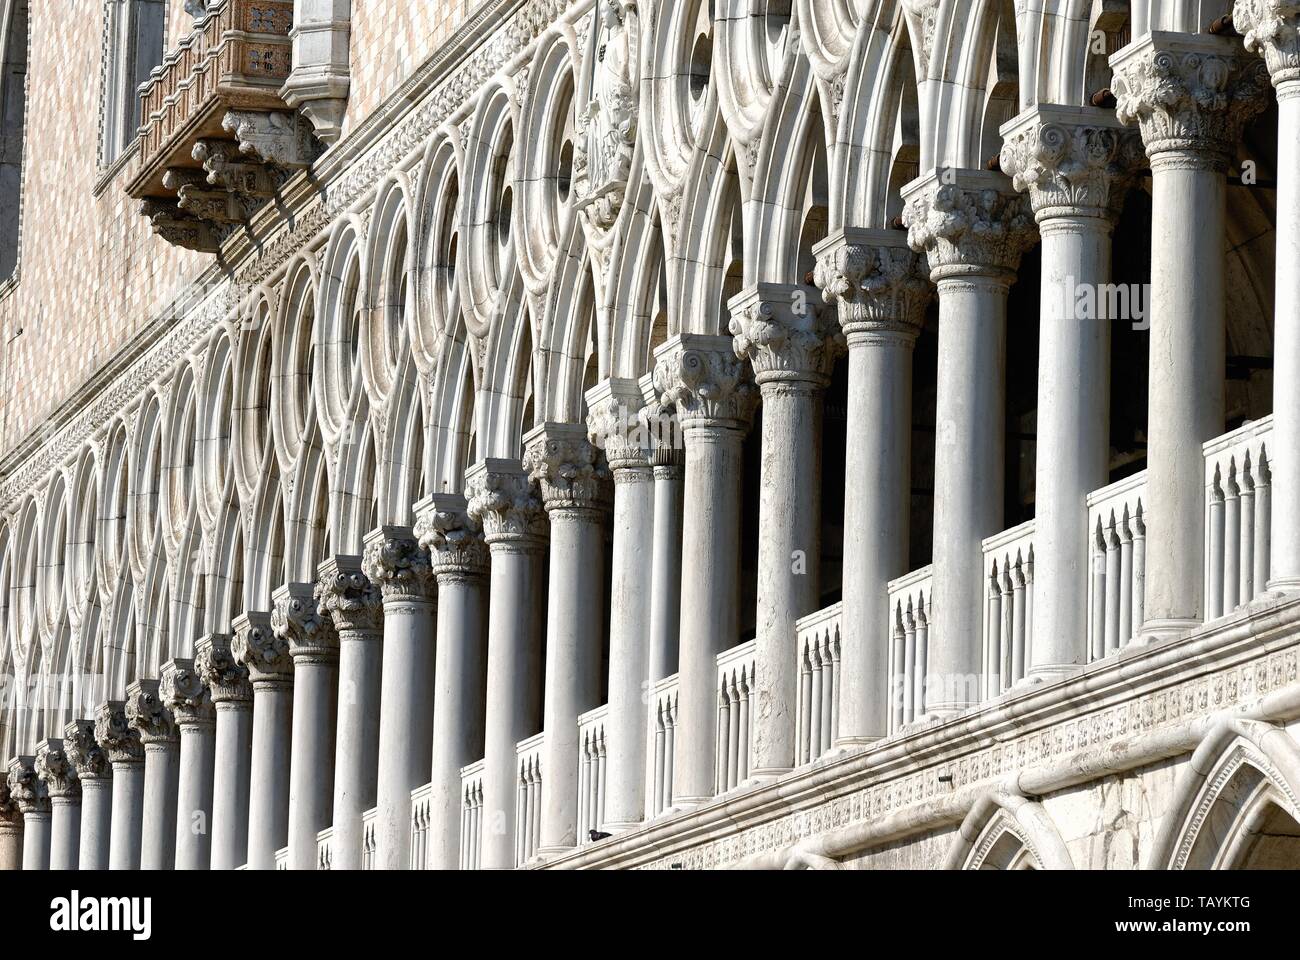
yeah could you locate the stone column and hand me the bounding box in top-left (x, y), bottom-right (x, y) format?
top-left (1235, 2), bottom-right (1300, 592)
top-left (127, 678), bottom-right (179, 870)
top-left (587, 379), bottom-right (654, 831)
top-left (35, 738), bottom-right (80, 869)
top-left (642, 375), bottom-right (685, 686)
top-left (901, 169), bottom-right (1036, 713)
top-left (653, 335), bottom-right (758, 805)
top-left (0, 780), bottom-right (21, 870)
top-left (316, 555), bottom-right (383, 871)
top-left (160, 658), bottom-right (216, 870)
top-left (525, 422), bottom-right (610, 856)
top-left (95, 699), bottom-right (144, 870)
top-left (232, 611), bottom-right (293, 869)
top-left (363, 527), bottom-right (437, 870)
top-left (7, 756), bottom-right (50, 870)
top-left (64, 719), bottom-right (111, 869)
top-left (273, 581), bottom-right (339, 870)
top-left (813, 229), bottom-right (930, 743)
top-left (414, 495), bottom-right (489, 869)
top-left (729, 282), bottom-right (843, 775)
top-left (1111, 32), bottom-right (1270, 638)
top-left (466, 459), bottom-right (547, 869)
top-left (195, 633), bottom-right (253, 870)
top-left (1000, 105), bottom-right (1141, 676)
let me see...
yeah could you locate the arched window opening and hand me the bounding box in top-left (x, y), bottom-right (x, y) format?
top-left (0, 0), bottom-right (29, 281)
top-left (100, 0), bottom-right (166, 167)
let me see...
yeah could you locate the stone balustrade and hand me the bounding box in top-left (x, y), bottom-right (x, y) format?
top-left (1087, 472), bottom-right (1149, 660)
top-left (515, 733), bottom-right (544, 867)
top-left (316, 827), bottom-right (333, 871)
top-left (795, 602), bottom-right (841, 765)
top-left (714, 640), bottom-right (756, 794)
top-left (409, 783), bottom-right (433, 870)
top-left (576, 705), bottom-right (608, 846)
top-left (887, 567), bottom-right (933, 733)
top-left (648, 675), bottom-right (679, 819)
top-left (982, 520), bottom-right (1036, 696)
top-left (361, 807), bottom-right (378, 870)
top-left (1204, 417), bottom-right (1274, 620)
top-left (459, 760), bottom-right (485, 871)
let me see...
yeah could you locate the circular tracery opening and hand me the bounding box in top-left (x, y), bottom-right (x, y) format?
top-left (386, 229), bottom-right (409, 372)
top-left (557, 140), bottom-right (574, 203)
top-left (690, 32), bottom-right (712, 102)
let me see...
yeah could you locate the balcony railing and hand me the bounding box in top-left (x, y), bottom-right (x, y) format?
top-left (1204, 416), bottom-right (1272, 620)
top-left (361, 806), bottom-right (378, 870)
top-left (459, 759), bottom-right (485, 870)
top-left (316, 826), bottom-right (333, 870)
top-left (887, 566), bottom-right (933, 733)
top-left (1087, 472), bottom-right (1148, 660)
top-left (795, 601), bottom-right (841, 765)
top-left (576, 704), bottom-right (608, 844)
top-left (982, 520), bottom-right (1035, 696)
top-left (715, 640), bottom-right (756, 793)
top-left (273, 845), bottom-right (288, 870)
top-left (515, 732), bottom-right (545, 866)
top-left (649, 674), bottom-right (679, 817)
top-left (410, 782), bottom-right (432, 870)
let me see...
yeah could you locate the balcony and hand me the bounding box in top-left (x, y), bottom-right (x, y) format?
top-left (125, 0), bottom-right (317, 252)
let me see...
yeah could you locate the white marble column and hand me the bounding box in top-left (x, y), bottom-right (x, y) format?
top-left (587, 379), bottom-right (654, 831)
top-left (232, 611), bottom-right (294, 869)
top-left (7, 756), bottom-right (50, 870)
top-left (902, 168), bottom-right (1036, 713)
top-left (363, 527), bottom-right (437, 870)
top-left (64, 719), bottom-right (111, 869)
top-left (273, 581), bottom-right (339, 870)
top-left (644, 383), bottom-right (684, 686)
top-left (0, 779), bottom-right (21, 870)
top-left (525, 422), bottom-right (610, 856)
top-left (160, 657), bottom-right (216, 870)
top-left (466, 458), bottom-right (547, 869)
top-left (35, 738), bottom-right (80, 870)
top-left (414, 494), bottom-right (489, 869)
top-left (95, 699), bottom-right (144, 870)
top-left (1111, 32), bottom-right (1270, 638)
top-left (1235, 2), bottom-right (1300, 592)
top-left (652, 335), bottom-right (758, 805)
top-left (195, 633), bottom-right (253, 870)
top-left (730, 282), bottom-right (843, 774)
top-left (126, 678), bottom-right (179, 870)
top-left (316, 555), bottom-right (383, 871)
top-left (813, 229), bottom-right (930, 743)
top-left (1000, 106), bottom-right (1140, 676)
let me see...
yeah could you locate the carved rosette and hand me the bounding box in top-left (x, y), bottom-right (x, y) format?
top-left (195, 634), bottom-right (253, 703)
top-left (1236, 0), bottom-right (1300, 86)
top-left (5, 757), bottom-right (49, 815)
top-left (1110, 32), bottom-right (1271, 167)
top-left (586, 380), bottom-right (652, 477)
top-left (652, 335), bottom-right (760, 431)
top-left (728, 284), bottom-right (846, 387)
top-left (35, 740), bottom-right (79, 801)
top-left (232, 613), bottom-right (294, 686)
top-left (524, 424), bottom-right (613, 518)
top-left (998, 108), bottom-right (1144, 221)
top-left (362, 530), bottom-right (438, 603)
top-left (94, 700), bottom-right (144, 764)
top-left (466, 461), bottom-right (550, 548)
top-left (813, 230), bottom-right (931, 342)
top-left (63, 719), bottom-right (109, 781)
top-left (414, 497), bottom-right (491, 582)
top-left (272, 583), bottom-right (340, 664)
top-left (160, 659), bottom-right (215, 728)
top-left (901, 171), bottom-right (1037, 280)
top-left (126, 679), bottom-right (179, 746)
top-left (316, 557), bottom-right (384, 634)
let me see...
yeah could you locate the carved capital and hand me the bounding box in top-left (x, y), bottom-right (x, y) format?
top-left (523, 422), bottom-right (612, 515)
top-left (901, 169), bottom-right (1037, 281)
top-left (465, 459), bottom-right (550, 548)
top-left (126, 679), bottom-right (178, 745)
top-left (414, 495), bottom-right (491, 581)
top-left (999, 105), bottom-right (1145, 220)
top-left (652, 334), bottom-right (759, 431)
top-left (586, 378), bottom-right (652, 474)
top-left (1110, 31), bottom-right (1271, 167)
top-left (63, 719), bottom-right (109, 781)
top-left (637, 372), bottom-right (686, 474)
top-left (316, 556), bottom-right (384, 634)
top-left (0, 780), bottom-right (17, 825)
top-left (195, 633), bottom-right (253, 703)
top-left (1236, 0), bottom-right (1300, 86)
top-left (272, 582), bottom-right (340, 663)
top-left (160, 658), bottom-right (215, 728)
top-left (35, 739), bottom-right (79, 800)
top-left (94, 700), bottom-right (144, 764)
top-left (232, 611), bottom-right (294, 685)
top-left (813, 228), bottom-right (931, 341)
top-left (5, 756), bottom-right (48, 815)
top-left (728, 283), bottom-right (845, 385)
top-left (362, 527), bottom-right (438, 602)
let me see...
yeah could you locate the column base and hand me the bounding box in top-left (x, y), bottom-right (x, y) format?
top-left (1021, 664), bottom-right (1083, 686)
top-left (747, 764), bottom-right (793, 781)
top-left (599, 818), bottom-right (644, 834)
top-left (1265, 577), bottom-right (1300, 596)
top-left (535, 843), bottom-right (574, 860)
top-left (1138, 617), bottom-right (1200, 645)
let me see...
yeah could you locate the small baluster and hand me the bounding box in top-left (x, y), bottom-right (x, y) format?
top-left (1255, 449), bottom-right (1271, 589)
top-left (1224, 458), bottom-right (1241, 613)
top-left (1207, 463), bottom-right (1225, 621)
top-left (914, 594), bottom-right (929, 718)
top-left (737, 665), bottom-right (751, 781)
top-left (1011, 549), bottom-right (1027, 684)
top-left (1105, 510), bottom-right (1122, 654)
top-left (891, 602), bottom-right (906, 732)
top-left (1090, 517), bottom-right (1107, 661)
top-left (903, 598), bottom-right (917, 724)
top-left (1240, 451), bottom-right (1256, 602)
top-left (817, 637), bottom-right (833, 756)
top-left (797, 640), bottom-right (812, 766)
top-left (986, 564), bottom-right (1003, 697)
top-left (1132, 500), bottom-right (1146, 642)
top-left (1118, 506), bottom-right (1133, 646)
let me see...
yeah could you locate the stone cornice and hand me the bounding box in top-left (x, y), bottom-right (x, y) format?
top-left (126, 679), bottom-right (179, 746)
top-left (362, 526), bottom-right (438, 602)
top-left (160, 658), bottom-right (216, 728)
top-left (232, 611), bottom-right (294, 686)
top-left (728, 283), bottom-right (845, 386)
top-left (652, 334), bottom-right (760, 431)
top-left (195, 633), bottom-right (253, 703)
top-left (414, 494), bottom-right (491, 581)
top-left (523, 422), bottom-right (612, 515)
top-left (272, 582), bottom-right (340, 663)
top-left (1236, 0), bottom-right (1300, 86)
top-left (812, 228), bottom-right (931, 341)
top-left (5, 756), bottom-right (49, 815)
top-left (63, 719), bottom-right (110, 781)
top-left (900, 169), bottom-right (1037, 281)
top-left (315, 555), bottom-right (384, 634)
top-left (34, 738), bottom-right (79, 800)
top-left (94, 700), bottom-right (144, 764)
top-left (466, 458), bottom-right (549, 548)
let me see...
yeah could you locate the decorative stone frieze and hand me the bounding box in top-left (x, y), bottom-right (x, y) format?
top-left (195, 633), bottom-right (253, 703)
top-left (652, 334), bottom-right (760, 431)
top-left (900, 169), bottom-right (1037, 280)
top-left (34, 739), bottom-right (79, 800)
top-left (466, 459), bottom-right (550, 548)
top-left (63, 719), bottom-right (109, 781)
top-left (160, 658), bottom-right (216, 728)
top-left (316, 556), bottom-right (385, 633)
top-left (1110, 31), bottom-right (1271, 167)
top-left (94, 700), bottom-right (144, 764)
top-left (5, 756), bottom-right (48, 814)
top-left (523, 422), bottom-right (613, 516)
top-left (362, 527), bottom-right (439, 602)
top-left (586, 378), bottom-right (652, 475)
top-left (272, 582), bottom-right (341, 663)
top-left (232, 612), bottom-right (294, 685)
top-left (126, 679), bottom-right (179, 746)
top-left (998, 105), bottom-right (1144, 220)
top-left (414, 495), bottom-right (492, 581)
top-left (812, 227), bottom-right (931, 340)
top-left (728, 282), bottom-right (845, 386)
top-left (1236, 0), bottom-right (1300, 86)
